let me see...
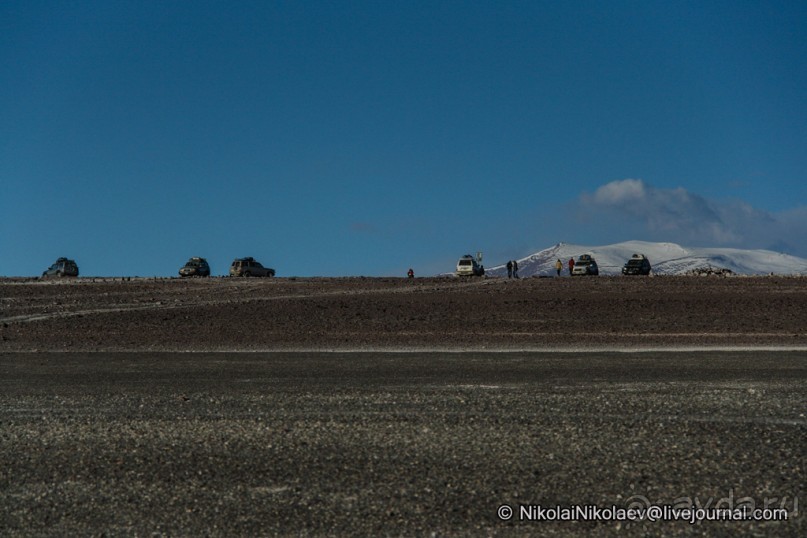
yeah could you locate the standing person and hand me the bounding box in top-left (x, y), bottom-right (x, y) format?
top-left (555, 259), bottom-right (563, 276)
top-left (568, 257), bottom-right (575, 275)
top-left (407, 268), bottom-right (414, 278)
top-left (513, 260), bottom-right (519, 279)
top-left (506, 260), bottom-right (513, 279)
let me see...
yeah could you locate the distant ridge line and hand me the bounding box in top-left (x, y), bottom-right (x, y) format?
top-left (483, 240), bottom-right (807, 277)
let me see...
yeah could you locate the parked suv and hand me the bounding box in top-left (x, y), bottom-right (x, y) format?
top-left (179, 257), bottom-right (211, 277)
top-left (229, 257), bottom-right (275, 277)
top-left (571, 254), bottom-right (599, 276)
top-left (622, 254), bottom-right (651, 275)
top-left (456, 254), bottom-right (485, 276)
top-left (42, 257), bottom-right (79, 278)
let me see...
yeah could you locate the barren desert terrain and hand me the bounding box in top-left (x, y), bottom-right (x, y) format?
top-left (2, 275), bottom-right (806, 351)
top-left (1, 276), bottom-right (805, 536)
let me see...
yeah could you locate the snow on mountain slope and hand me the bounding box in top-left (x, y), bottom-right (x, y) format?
top-left (486, 241), bottom-right (807, 277)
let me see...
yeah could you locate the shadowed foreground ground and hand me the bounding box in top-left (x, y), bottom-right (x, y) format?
top-left (1, 351), bottom-right (804, 536)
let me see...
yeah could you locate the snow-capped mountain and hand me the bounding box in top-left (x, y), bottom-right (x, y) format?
top-left (486, 241), bottom-right (807, 277)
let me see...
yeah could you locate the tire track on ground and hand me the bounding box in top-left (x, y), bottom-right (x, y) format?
top-left (1, 278), bottom-right (498, 324)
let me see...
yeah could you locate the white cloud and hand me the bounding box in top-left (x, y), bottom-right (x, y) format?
top-left (579, 179), bottom-right (807, 255)
top-left (589, 178), bottom-right (647, 205)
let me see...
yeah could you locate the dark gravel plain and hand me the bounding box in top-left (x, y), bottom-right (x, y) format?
top-left (1, 275), bottom-right (806, 350)
top-left (1, 352), bottom-right (804, 537)
top-left (0, 276), bottom-right (805, 536)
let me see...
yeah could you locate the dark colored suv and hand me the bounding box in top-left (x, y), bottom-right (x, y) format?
top-left (622, 254), bottom-right (652, 275)
top-left (42, 257), bottom-right (79, 277)
top-left (179, 257), bottom-right (211, 277)
top-left (229, 257), bottom-right (275, 277)
top-left (571, 254), bottom-right (599, 276)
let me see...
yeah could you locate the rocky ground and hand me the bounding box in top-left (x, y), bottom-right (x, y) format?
top-left (1, 351), bottom-right (804, 537)
top-left (1, 276), bottom-right (805, 536)
top-left (2, 275), bottom-right (806, 350)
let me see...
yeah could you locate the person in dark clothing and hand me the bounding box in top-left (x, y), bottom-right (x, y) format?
top-left (513, 260), bottom-right (519, 279)
top-left (506, 260), bottom-right (513, 279)
top-left (568, 257), bottom-right (575, 275)
top-left (407, 268), bottom-right (414, 278)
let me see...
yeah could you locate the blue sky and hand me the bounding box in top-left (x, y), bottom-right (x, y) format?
top-left (2, 0), bottom-right (805, 276)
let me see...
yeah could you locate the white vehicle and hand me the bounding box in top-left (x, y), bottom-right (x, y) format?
top-left (456, 253), bottom-right (485, 277)
top-left (572, 254), bottom-right (599, 276)
top-left (229, 257), bottom-right (276, 277)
